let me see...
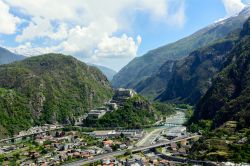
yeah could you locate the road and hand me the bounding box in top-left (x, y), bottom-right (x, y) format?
top-left (136, 111), bottom-right (186, 147)
top-left (62, 135), bottom-right (200, 166)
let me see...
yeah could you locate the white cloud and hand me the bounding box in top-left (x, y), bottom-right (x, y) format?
top-left (222, 0), bottom-right (245, 16)
top-left (8, 42), bottom-right (54, 57)
top-left (94, 34), bottom-right (141, 59)
top-left (3, 0), bottom-right (187, 70)
top-left (0, 0), bottom-right (20, 34)
top-left (16, 17), bottom-right (68, 42)
top-left (166, 0), bottom-right (186, 27)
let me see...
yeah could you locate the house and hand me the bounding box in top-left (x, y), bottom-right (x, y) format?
top-left (178, 147), bottom-right (187, 155)
top-left (35, 138), bottom-right (46, 145)
top-left (170, 142), bottom-right (177, 151)
top-left (159, 159), bottom-right (170, 166)
top-left (149, 156), bottom-right (159, 165)
top-left (73, 152), bottom-right (81, 158)
top-left (119, 144), bottom-right (127, 149)
top-left (29, 151), bottom-right (40, 159)
top-left (103, 140), bottom-right (113, 146)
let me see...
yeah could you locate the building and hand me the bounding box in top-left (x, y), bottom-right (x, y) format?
top-left (166, 126), bottom-right (186, 139)
top-left (87, 109), bottom-right (106, 119)
top-left (91, 130), bottom-right (117, 139)
top-left (91, 129), bottom-right (144, 139)
top-left (105, 102), bottom-right (118, 111)
top-left (116, 129), bottom-right (144, 138)
top-left (112, 88), bottom-right (136, 105)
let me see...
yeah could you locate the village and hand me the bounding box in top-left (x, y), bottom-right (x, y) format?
top-left (0, 124), bottom-right (194, 166)
top-left (0, 88), bottom-right (196, 166)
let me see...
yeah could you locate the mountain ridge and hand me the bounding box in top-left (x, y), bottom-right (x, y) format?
top-left (112, 7), bottom-right (250, 96)
top-left (0, 47), bottom-right (26, 65)
top-left (0, 54), bottom-right (113, 137)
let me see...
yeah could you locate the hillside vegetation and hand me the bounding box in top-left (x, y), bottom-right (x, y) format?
top-left (0, 54), bottom-right (113, 137)
top-left (187, 17), bottom-right (250, 163)
top-left (83, 95), bottom-right (176, 128)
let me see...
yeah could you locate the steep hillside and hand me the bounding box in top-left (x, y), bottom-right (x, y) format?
top-left (135, 60), bottom-right (176, 100)
top-left (193, 17), bottom-right (250, 128)
top-left (0, 47), bottom-right (25, 65)
top-left (84, 95), bottom-right (156, 128)
top-left (112, 7), bottom-right (250, 90)
top-left (157, 40), bottom-right (236, 104)
top-left (0, 54), bottom-right (113, 137)
top-left (83, 95), bottom-right (176, 128)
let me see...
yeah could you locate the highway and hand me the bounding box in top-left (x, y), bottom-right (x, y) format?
top-left (62, 135), bottom-right (201, 166)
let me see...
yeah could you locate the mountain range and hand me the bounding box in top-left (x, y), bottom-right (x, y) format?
top-left (193, 17), bottom-right (250, 128)
top-left (112, 7), bottom-right (250, 103)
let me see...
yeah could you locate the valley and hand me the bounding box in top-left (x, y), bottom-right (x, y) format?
top-left (0, 2), bottom-right (250, 166)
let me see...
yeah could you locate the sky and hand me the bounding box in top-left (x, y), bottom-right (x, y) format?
top-left (0, 0), bottom-right (249, 71)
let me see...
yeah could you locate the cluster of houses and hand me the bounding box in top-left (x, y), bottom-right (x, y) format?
top-left (86, 88), bottom-right (136, 120)
top-left (99, 150), bottom-right (178, 166)
top-left (1, 127), bottom-right (142, 165)
top-left (16, 124), bottom-right (62, 137)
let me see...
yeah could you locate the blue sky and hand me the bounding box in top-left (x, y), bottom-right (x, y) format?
top-left (0, 0), bottom-right (249, 71)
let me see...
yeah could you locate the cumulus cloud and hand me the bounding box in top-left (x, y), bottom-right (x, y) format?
top-left (222, 0), bottom-right (245, 16)
top-left (94, 34), bottom-right (141, 59)
top-left (0, 0), bottom-right (20, 34)
top-left (3, 0), bottom-right (187, 70)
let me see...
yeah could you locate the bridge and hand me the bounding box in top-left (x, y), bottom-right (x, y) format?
top-left (62, 135), bottom-right (201, 166)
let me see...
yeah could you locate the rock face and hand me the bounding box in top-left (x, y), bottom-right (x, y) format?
top-left (0, 47), bottom-right (25, 65)
top-left (112, 7), bottom-right (250, 93)
top-left (134, 60), bottom-right (176, 100)
top-left (157, 40), bottom-right (236, 104)
top-left (193, 17), bottom-right (250, 128)
top-left (0, 54), bottom-right (113, 137)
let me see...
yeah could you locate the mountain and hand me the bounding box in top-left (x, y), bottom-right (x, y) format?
top-left (193, 17), bottom-right (250, 128)
top-left (134, 60), bottom-right (176, 100)
top-left (156, 39), bottom-right (236, 104)
top-left (112, 7), bottom-right (250, 93)
top-left (89, 64), bottom-right (117, 81)
top-left (187, 18), bottom-right (250, 162)
top-left (0, 47), bottom-right (26, 65)
top-left (0, 54), bottom-right (113, 137)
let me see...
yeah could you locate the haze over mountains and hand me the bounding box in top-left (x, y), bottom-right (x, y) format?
top-left (112, 6), bottom-right (250, 103)
top-left (0, 47), bottom-right (25, 65)
top-left (88, 64), bottom-right (117, 81)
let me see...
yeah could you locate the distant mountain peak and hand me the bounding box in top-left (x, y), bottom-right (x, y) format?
top-left (0, 46), bottom-right (26, 65)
